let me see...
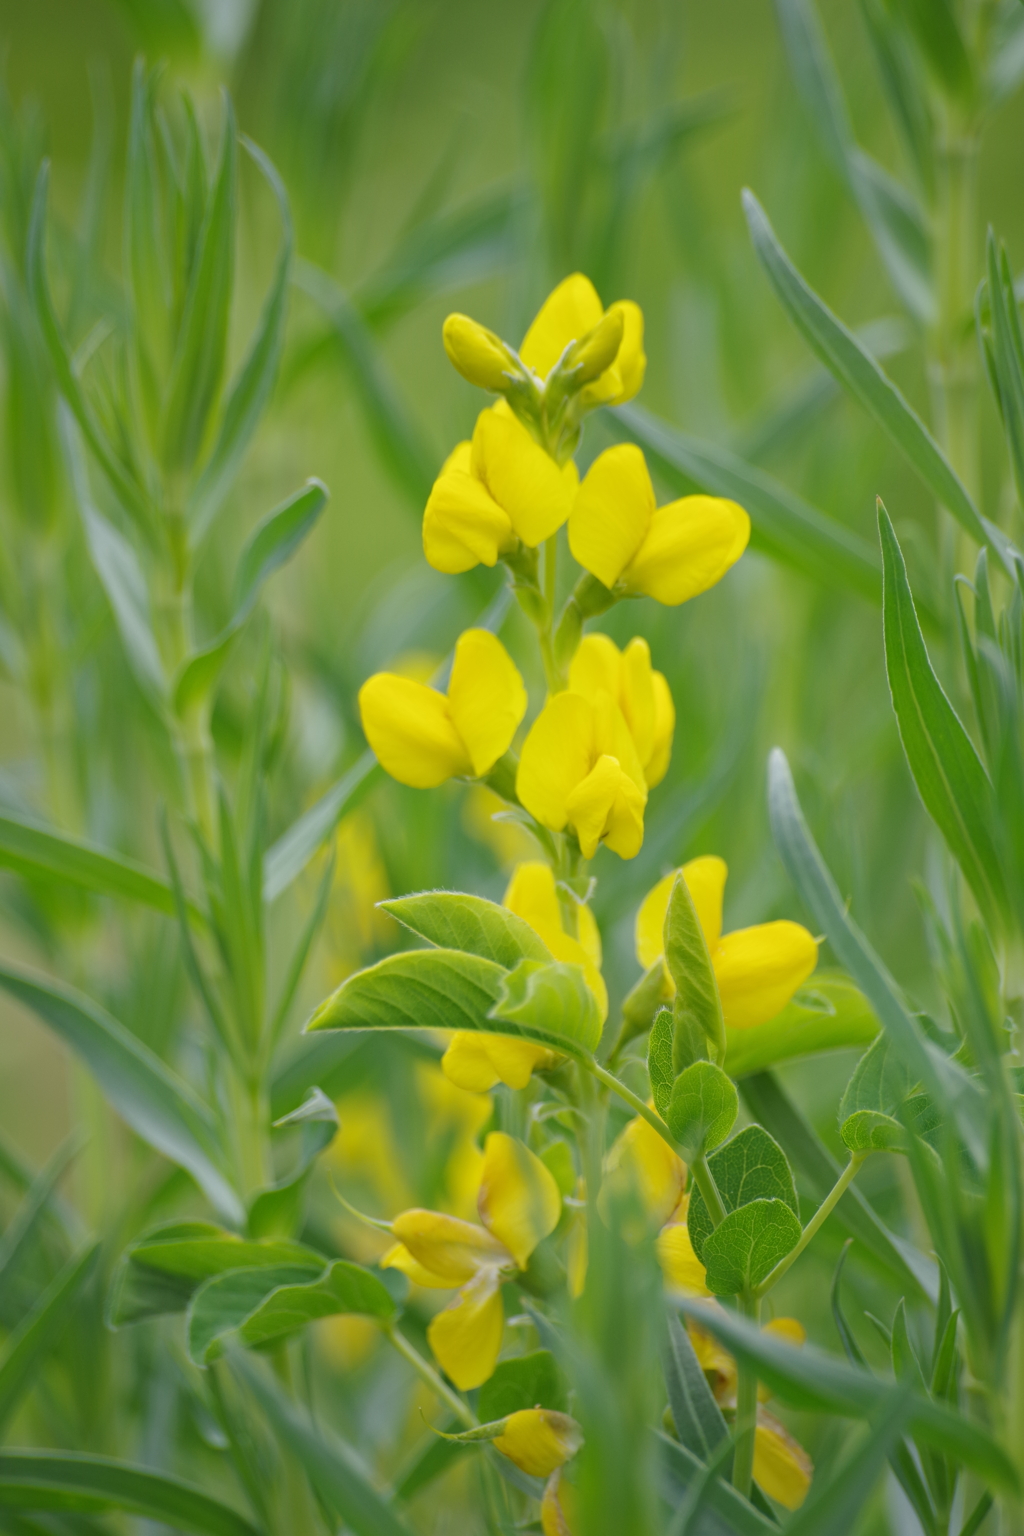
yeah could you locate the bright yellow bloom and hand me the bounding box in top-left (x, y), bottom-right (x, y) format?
top-left (517, 691), bottom-right (647, 859)
top-left (635, 856), bottom-right (818, 1028)
top-left (380, 1132), bottom-right (560, 1389)
top-left (358, 628), bottom-right (526, 789)
top-left (493, 1409), bottom-right (583, 1478)
top-left (568, 633), bottom-right (675, 789)
top-left (423, 405), bottom-right (578, 574)
top-left (519, 272), bottom-right (646, 407)
top-left (658, 1213), bottom-right (711, 1297)
top-left (568, 444), bottom-right (749, 605)
top-left (541, 1468), bottom-right (579, 1536)
top-left (605, 1112), bottom-right (687, 1229)
top-left (443, 314), bottom-right (517, 392)
top-left (442, 861), bottom-right (607, 1093)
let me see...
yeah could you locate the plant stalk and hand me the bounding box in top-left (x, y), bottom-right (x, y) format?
top-left (384, 1323), bottom-right (476, 1429)
top-left (753, 1153), bottom-right (863, 1299)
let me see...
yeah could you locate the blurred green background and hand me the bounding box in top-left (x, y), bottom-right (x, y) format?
top-left (2, 1), bottom-right (1024, 1526)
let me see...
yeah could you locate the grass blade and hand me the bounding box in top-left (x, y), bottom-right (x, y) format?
top-left (781, 1385), bottom-right (913, 1536)
top-left (0, 1243), bottom-right (100, 1434)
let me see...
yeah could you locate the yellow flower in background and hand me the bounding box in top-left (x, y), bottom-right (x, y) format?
top-left (493, 1409), bottom-right (583, 1478)
top-left (517, 691), bottom-right (647, 859)
top-left (636, 856), bottom-right (818, 1028)
top-left (568, 444), bottom-right (749, 605)
top-left (423, 404), bottom-right (578, 574)
top-left (325, 811), bottom-right (391, 984)
top-left (441, 1032), bottom-right (564, 1094)
top-left (605, 1111), bottom-right (687, 1229)
top-left (415, 1063), bottom-right (492, 1219)
top-left (519, 272), bottom-right (646, 407)
top-left (380, 1132), bottom-right (561, 1389)
top-left (568, 633), bottom-right (675, 789)
top-left (359, 628), bottom-right (526, 789)
top-left (541, 1468), bottom-right (579, 1536)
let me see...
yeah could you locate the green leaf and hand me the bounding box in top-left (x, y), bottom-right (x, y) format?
top-left (743, 191), bottom-right (1005, 562)
top-left (839, 1034), bottom-right (913, 1121)
top-left (0, 1452), bottom-right (260, 1536)
top-left (489, 958), bottom-right (602, 1053)
top-left (700, 1198), bottom-right (802, 1295)
top-left (478, 1350), bottom-right (568, 1421)
top-left (647, 1007), bottom-right (674, 1119)
top-left (263, 750), bottom-right (380, 903)
top-left (307, 947), bottom-right (506, 1035)
top-left (393, 1419), bottom-right (469, 1503)
top-left (896, 0), bottom-right (973, 100)
top-left (687, 1125), bottom-right (798, 1265)
top-left (664, 872), bottom-right (725, 1070)
top-left (108, 1222), bottom-right (323, 1326)
top-left (781, 1384), bottom-right (913, 1536)
top-left (674, 1298), bottom-right (1019, 1492)
top-left (190, 136), bottom-right (293, 541)
top-left (980, 234), bottom-right (1024, 513)
top-left (840, 1110), bottom-right (909, 1153)
top-left (612, 403), bottom-right (882, 604)
top-left (0, 963), bottom-right (241, 1224)
top-left (724, 973), bottom-right (878, 1077)
top-left (248, 1088), bottom-right (338, 1240)
top-left (879, 503), bottom-right (1007, 927)
top-left (379, 891), bottom-right (550, 969)
top-left (175, 479), bottom-right (330, 716)
top-left (0, 1136), bottom-right (82, 1298)
top-left (666, 1061), bottom-right (738, 1158)
top-left (186, 1264), bottom-right (317, 1364)
top-left (663, 1312), bottom-right (728, 1460)
top-left (658, 1434), bottom-right (776, 1535)
top-left (0, 1243), bottom-right (99, 1433)
top-left (233, 1352), bottom-right (416, 1536)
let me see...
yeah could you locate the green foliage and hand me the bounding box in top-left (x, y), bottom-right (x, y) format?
top-left (687, 1125), bottom-right (799, 1264)
top-left (380, 890), bottom-right (551, 967)
top-left (666, 1059), bottom-right (738, 1157)
top-left (477, 1350), bottom-right (568, 1420)
top-left (663, 870), bottom-right (726, 1070)
top-left (701, 1198), bottom-right (802, 1295)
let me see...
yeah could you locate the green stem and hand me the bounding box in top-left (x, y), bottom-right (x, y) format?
top-left (225, 1064), bottom-right (270, 1201)
top-left (753, 1154), bottom-right (863, 1299)
top-left (731, 1292), bottom-right (760, 1498)
top-left (691, 1151), bottom-right (728, 1229)
top-left (384, 1323), bottom-right (476, 1429)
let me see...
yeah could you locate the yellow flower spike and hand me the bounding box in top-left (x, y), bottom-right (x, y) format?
top-left (517, 691), bottom-right (648, 861)
top-left (427, 1264), bottom-right (506, 1390)
top-left (519, 273), bottom-right (646, 406)
top-left (476, 1131), bottom-right (561, 1271)
top-left (541, 1468), bottom-right (579, 1536)
top-left (472, 404), bottom-right (579, 547)
top-left (569, 444), bottom-right (750, 604)
top-left (422, 441), bottom-right (514, 574)
top-left (493, 1409), bottom-right (584, 1478)
top-left (441, 1032), bottom-right (562, 1092)
top-left (443, 314), bottom-right (517, 392)
top-left (605, 1113), bottom-right (687, 1229)
top-left (636, 855), bottom-right (727, 969)
top-left (504, 860), bottom-right (607, 1018)
top-left (389, 1209), bottom-right (510, 1284)
top-left (713, 921), bottom-right (819, 1029)
top-left (358, 629), bottom-right (525, 790)
top-left (568, 634), bottom-right (675, 789)
top-left (754, 1411), bottom-right (813, 1510)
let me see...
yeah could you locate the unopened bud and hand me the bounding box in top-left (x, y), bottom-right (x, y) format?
top-left (567, 308), bottom-right (624, 383)
top-left (443, 313), bottom-right (517, 392)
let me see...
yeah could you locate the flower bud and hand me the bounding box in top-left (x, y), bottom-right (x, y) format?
top-left (566, 307), bottom-right (624, 383)
top-left (443, 314), bottom-right (518, 392)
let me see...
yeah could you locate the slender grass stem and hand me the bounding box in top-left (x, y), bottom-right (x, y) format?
top-left (731, 1291), bottom-right (760, 1499)
top-left (384, 1323), bottom-right (476, 1429)
top-left (753, 1154), bottom-right (863, 1300)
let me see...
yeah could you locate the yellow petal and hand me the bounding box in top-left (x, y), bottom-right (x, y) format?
top-left (577, 902), bottom-right (602, 974)
top-left (517, 692), bottom-right (595, 832)
top-left (568, 443), bottom-right (654, 589)
top-left (566, 1209), bottom-right (587, 1299)
top-left (565, 754), bottom-right (626, 861)
top-left (605, 298), bottom-right (646, 403)
top-left (358, 674), bottom-right (469, 788)
top-left (590, 689), bottom-right (647, 792)
top-left (504, 861), bottom-right (607, 1021)
top-left (440, 1032), bottom-right (503, 1092)
top-left (634, 855), bottom-right (728, 970)
top-left (713, 920), bottom-right (818, 1029)
top-left (427, 1265), bottom-right (505, 1390)
top-left (391, 1209), bottom-right (510, 1283)
top-left (541, 1469), bottom-right (579, 1536)
top-left (379, 1241), bottom-right (453, 1290)
top-left (493, 1409), bottom-right (584, 1478)
top-left (477, 1131), bottom-right (561, 1269)
top-left (422, 465), bottom-right (513, 574)
top-left (687, 1319), bottom-right (736, 1395)
top-left (442, 313), bottom-right (514, 392)
top-left (624, 495), bottom-right (750, 606)
top-left (606, 1115), bottom-right (687, 1227)
top-left (443, 1032), bottom-right (561, 1091)
top-left (446, 628), bottom-right (527, 777)
top-left (568, 632), bottom-right (623, 701)
top-left (620, 637), bottom-right (657, 767)
top-left (520, 273), bottom-right (604, 378)
top-left (657, 1222), bottom-right (711, 1296)
top-left (472, 406), bottom-right (575, 547)
top-left (763, 1317), bottom-right (806, 1348)
top-left (645, 669), bottom-right (675, 788)
top-left (754, 1412), bottom-right (813, 1510)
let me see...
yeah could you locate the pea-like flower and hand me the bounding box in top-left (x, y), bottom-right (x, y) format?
top-left (517, 691), bottom-right (648, 860)
top-left (442, 860), bottom-right (606, 1093)
top-left (636, 855), bottom-right (818, 1028)
top-left (568, 633), bottom-right (675, 788)
top-left (568, 444), bottom-right (749, 606)
top-left (423, 404), bottom-right (578, 575)
top-left (358, 629), bottom-right (526, 789)
top-left (518, 271), bottom-right (646, 407)
top-left (493, 1408), bottom-right (583, 1478)
top-left (380, 1131), bottom-right (561, 1389)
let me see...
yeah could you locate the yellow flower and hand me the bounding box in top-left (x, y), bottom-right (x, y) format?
top-left (493, 1409), bottom-right (583, 1478)
top-left (605, 1112), bottom-right (687, 1229)
top-left (519, 272), bottom-right (646, 407)
top-left (541, 1468), bottom-right (579, 1536)
top-left (568, 633), bottom-right (675, 789)
top-left (517, 691), bottom-right (647, 860)
top-left (635, 856), bottom-right (818, 1028)
top-left (380, 1132), bottom-right (561, 1389)
top-left (442, 861), bottom-right (607, 1094)
top-left (443, 314), bottom-right (518, 392)
top-left (568, 444), bottom-right (749, 605)
top-left (358, 628), bottom-right (526, 789)
top-left (423, 405), bottom-right (578, 574)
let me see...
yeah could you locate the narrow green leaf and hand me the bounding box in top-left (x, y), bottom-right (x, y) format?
top-left (0, 1452), bottom-right (261, 1536)
top-left (666, 1061), bottom-right (738, 1158)
top-left (663, 1312), bottom-right (728, 1461)
top-left (879, 504), bottom-right (1006, 926)
top-left (983, 234), bottom-right (1024, 512)
top-left (724, 973), bottom-right (878, 1078)
top-left (743, 191), bottom-right (1005, 562)
top-left (379, 891), bottom-right (550, 969)
top-left (782, 1385), bottom-right (913, 1536)
top-left (687, 1125), bottom-right (798, 1265)
top-left (0, 965), bottom-right (241, 1224)
top-left (0, 1243), bottom-right (99, 1433)
top-left (489, 958), bottom-right (602, 1053)
top-left (233, 1353), bottom-right (416, 1536)
top-left (647, 1008), bottom-right (674, 1119)
top-left (0, 1136), bottom-right (82, 1300)
top-left (612, 403), bottom-right (882, 603)
top-left (657, 1434), bottom-right (776, 1535)
top-left (263, 750), bottom-right (380, 903)
top-left (701, 1198), bottom-right (802, 1295)
top-left (477, 1350), bottom-right (567, 1421)
top-left (664, 872), bottom-right (725, 1069)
